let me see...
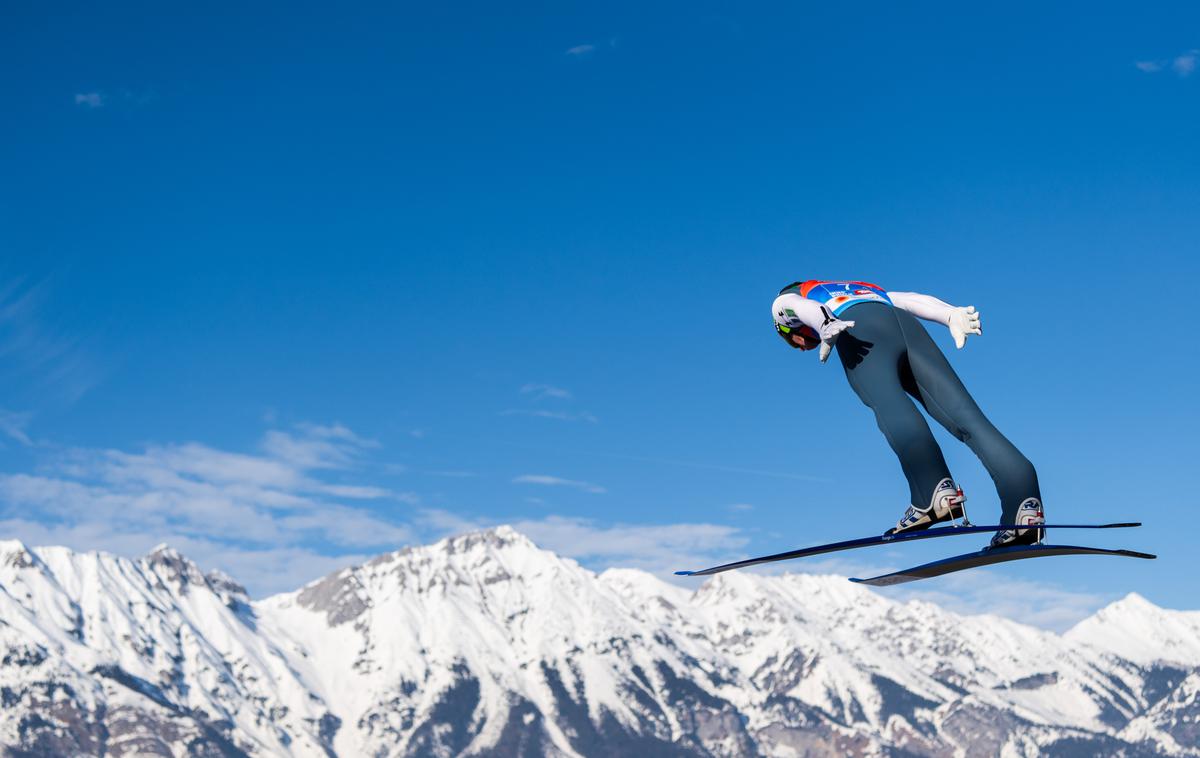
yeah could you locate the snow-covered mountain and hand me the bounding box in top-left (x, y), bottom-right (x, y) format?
top-left (0, 527), bottom-right (1195, 757)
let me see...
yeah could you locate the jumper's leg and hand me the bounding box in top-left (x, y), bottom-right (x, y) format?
top-left (894, 309), bottom-right (1042, 526)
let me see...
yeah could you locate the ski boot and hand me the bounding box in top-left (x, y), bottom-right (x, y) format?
top-left (885, 478), bottom-right (969, 536)
top-left (988, 498), bottom-right (1045, 549)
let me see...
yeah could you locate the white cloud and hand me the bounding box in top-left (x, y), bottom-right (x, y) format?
top-left (512, 474), bottom-right (606, 494)
top-left (729, 503), bottom-right (754, 511)
top-left (521, 383), bottom-right (572, 400)
top-left (74, 92), bottom-right (105, 108)
top-left (565, 44), bottom-right (596, 57)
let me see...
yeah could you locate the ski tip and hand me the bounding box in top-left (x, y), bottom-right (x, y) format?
top-left (674, 570), bottom-right (695, 576)
top-left (1104, 522), bottom-right (1142, 528)
top-left (847, 577), bottom-right (865, 583)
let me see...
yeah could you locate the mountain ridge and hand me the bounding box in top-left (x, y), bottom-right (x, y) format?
top-left (0, 526), bottom-right (1195, 756)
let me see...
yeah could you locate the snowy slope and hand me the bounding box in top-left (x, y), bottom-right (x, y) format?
top-left (0, 540), bottom-right (338, 756)
top-left (0, 527), bottom-right (1196, 757)
top-left (1067, 593), bottom-right (1200, 665)
top-left (257, 527), bottom-right (758, 757)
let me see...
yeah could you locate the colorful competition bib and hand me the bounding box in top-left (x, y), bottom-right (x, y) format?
top-left (781, 280), bottom-right (893, 317)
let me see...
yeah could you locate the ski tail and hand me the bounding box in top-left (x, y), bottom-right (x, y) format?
top-left (849, 544), bottom-right (1156, 586)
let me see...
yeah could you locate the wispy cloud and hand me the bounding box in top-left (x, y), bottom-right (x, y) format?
top-left (512, 474), bottom-right (606, 494)
top-left (511, 515), bottom-right (748, 578)
top-left (74, 92), bottom-right (105, 108)
top-left (521, 383), bottom-right (572, 400)
top-left (0, 420), bottom-right (1110, 628)
top-left (420, 469), bottom-right (477, 478)
top-left (414, 509), bottom-right (748, 580)
top-left (0, 516), bottom-right (370, 598)
top-left (318, 483), bottom-right (397, 500)
top-left (417, 508), bottom-right (487, 535)
top-left (1135, 48), bottom-right (1199, 77)
top-left (657, 536), bottom-right (1115, 632)
top-left (261, 422), bottom-right (376, 469)
top-left (740, 550), bottom-right (1112, 632)
top-left (506, 383), bottom-right (596, 421)
top-left (0, 276), bottom-right (102, 405)
top-left (500, 408), bottom-right (599, 423)
top-left (1174, 49), bottom-right (1198, 76)
top-left (565, 37), bottom-right (620, 58)
top-left (73, 89), bottom-right (155, 109)
top-left (892, 573), bottom-right (1108, 633)
top-left (0, 424), bottom-right (414, 595)
top-left (0, 409), bottom-right (33, 446)
top-left (584, 450), bottom-right (828, 482)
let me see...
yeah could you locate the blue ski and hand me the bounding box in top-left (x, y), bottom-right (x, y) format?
top-left (850, 543), bottom-right (1156, 586)
top-left (673, 523), bottom-right (1140, 577)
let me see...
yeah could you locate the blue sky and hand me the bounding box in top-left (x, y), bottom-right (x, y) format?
top-left (2, 2), bottom-right (1198, 629)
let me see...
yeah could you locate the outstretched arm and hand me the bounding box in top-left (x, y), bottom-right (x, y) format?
top-left (772, 293), bottom-right (854, 362)
top-left (889, 291), bottom-right (982, 349)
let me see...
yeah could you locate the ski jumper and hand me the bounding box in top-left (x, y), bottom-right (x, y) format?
top-left (773, 280), bottom-right (1041, 526)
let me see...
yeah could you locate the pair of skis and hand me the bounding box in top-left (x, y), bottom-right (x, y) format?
top-left (674, 523), bottom-right (1154, 585)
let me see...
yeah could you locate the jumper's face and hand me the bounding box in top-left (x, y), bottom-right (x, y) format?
top-left (791, 331), bottom-right (819, 350)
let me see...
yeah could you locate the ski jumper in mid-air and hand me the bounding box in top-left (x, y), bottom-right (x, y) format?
top-left (772, 280), bottom-right (1045, 548)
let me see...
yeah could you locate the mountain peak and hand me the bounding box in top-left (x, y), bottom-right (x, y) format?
top-left (441, 524), bottom-right (535, 551)
top-left (0, 539), bottom-right (37, 570)
top-left (142, 542), bottom-right (207, 588)
top-left (1066, 592), bottom-right (1200, 666)
top-left (1084, 592), bottom-right (1165, 624)
top-left (205, 569), bottom-right (248, 599)
top-left (353, 525), bottom-right (547, 576)
top-left (1113, 591), bottom-right (1155, 610)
